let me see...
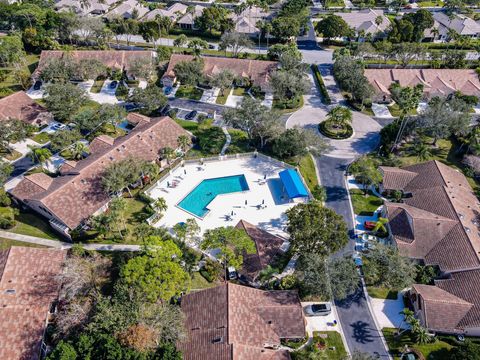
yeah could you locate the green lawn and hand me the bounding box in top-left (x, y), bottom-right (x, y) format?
top-left (0, 149), bottom-right (22, 161)
top-left (90, 79), bottom-right (105, 93)
top-left (31, 132), bottom-right (51, 144)
top-left (175, 119), bottom-right (199, 132)
top-left (323, 0), bottom-right (345, 7)
top-left (0, 238), bottom-right (47, 250)
top-left (292, 331), bottom-right (347, 360)
top-left (349, 189), bottom-right (383, 216)
top-left (297, 155), bottom-right (319, 193)
top-left (368, 286), bottom-right (398, 300)
top-left (388, 104), bottom-right (417, 117)
top-left (232, 86), bottom-right (246, 96)
top-left (418, 0), bottom-right (444, 6)
top-left (0, 54), bottom-right (39, 98)
top-left (383, 328), bottom-right (453, 360)
top-left (10, 212), bottom-right (60, 240)
top-left (189, 272), bottom-right (219, 291)
top-left (175, 85), bottom-right (203, 100)
top-left (216, 89), bottom-right (230, 105)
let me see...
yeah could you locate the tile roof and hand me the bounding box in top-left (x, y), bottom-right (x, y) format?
top-left (10, 116), bottom-right (189, 230)
top-left (178, 283), bottom-right (305, 360)
top-left (334, 9), bottom-right (390, 34)
top-left (0, 247), bottom-right (65, 360)
top-left (235, 220), bottom-right (286, 283)
top-left (0, 91), bottom-right (52, 126)
top-left (33, 50), bottom-right (155, 79)
top-left (382, 160), bottom-right (480, 272)
top-left (163, 54), bottom-right (278, 91)
top-left (364, 69), bottom-right (480, 98)
top-left (432, 12), bottom-right (480, 36)
top-left (413, 269), bottom-right (480, 332)
top-left (177, 5), bottom-right (205, 25)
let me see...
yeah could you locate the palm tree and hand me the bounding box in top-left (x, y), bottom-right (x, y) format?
top-left (70, 141), bottom-right (89, 160)
top-left (177, 135), bottom-right (191, 153)
top-left (397, 308), bottom-right (415, 335)
top-left (413, 142), bottom-right (432, 161)
top-left (153, 197), bottom-right (168, 215)
top-left (413, 325), bottom-right (434, 344)
top-left (28, 146), bottom-right (52, 166)
top-left (372, 217), bottom-right (388, 236)
top-left (375, 16), bottom-right (383, 28)
top-left (326, 106), bottom-right (353, 128)
top-left (140, 161), bottom-right (160, 184)
top-left (160, 147), bottom-right (176, 165)
top-left (155, 15), bottom-right (173, 46)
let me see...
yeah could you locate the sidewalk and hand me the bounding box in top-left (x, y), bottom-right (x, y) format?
top-left (0, 230), bottom-right (141, 251)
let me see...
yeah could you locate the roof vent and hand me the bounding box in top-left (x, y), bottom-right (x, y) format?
top-left (465, 227), bottom-right (471, 233)
top-left (212, 337), bottom-right (223, 344)
top-left (4, 289), bottom-right (15, 294)
top-left (458, 213), bottom-right (465, 219)
top-left (267, 320), bottom-right (272, 324)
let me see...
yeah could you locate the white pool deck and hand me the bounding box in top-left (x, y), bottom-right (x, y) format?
top-left (147, 156), bottom-right (308, 237)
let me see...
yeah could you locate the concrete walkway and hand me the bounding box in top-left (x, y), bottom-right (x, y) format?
top-left (0, 230), bottom-right (141, 251)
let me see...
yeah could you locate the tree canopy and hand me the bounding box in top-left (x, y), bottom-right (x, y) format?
top-left (316, 15), bottom-right (352, 40)
top-left (286, 201), bottom-right (349, 257)
top-left (44, 83), bottom-right (88, 122)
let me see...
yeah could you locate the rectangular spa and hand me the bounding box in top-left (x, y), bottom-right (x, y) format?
top-left (177, 174), bottom-right (250, 218)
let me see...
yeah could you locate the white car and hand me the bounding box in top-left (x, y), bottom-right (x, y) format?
top-left (304, 303), bottom-right (332, 316)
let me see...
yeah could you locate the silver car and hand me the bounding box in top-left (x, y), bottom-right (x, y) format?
top-left (304, 303), bottom-right (332, 316)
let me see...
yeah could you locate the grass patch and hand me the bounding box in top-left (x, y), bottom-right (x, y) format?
top-left (90, 79), bottom-right (105, 93)
top-left (292, 331), bottom-right (347, 360)
top-left (10, 212), bottom-right (59, 240)
top-left (189, 272), bottom-right (218, 291)
top-left (232, 86), bottom-right (246, 96)
top-left (31, 132), bottom-right (50, 144)
top-left (388, 103), bottom-right (417, 117)
top-left (0, 149), bottom-right (22, 161)
top-left (175, 119), bottom-right (199, 132)
top-left (383, 328), bottom-right (453, 360)
top-left (349, 189), bottom-right (383, 216)
top-left (175, 85), bottom-right (203, 101)
top-left (216, 89), bottom-right (230, 105)
top-left (297, 155), bottom-right (319, 193)
top-left (418, 0), bottom-right (444, 6)
top-left (0, 238), bottom-right (47, 250)
top-left (0, 54), bottom-right (39, 98)
top-left (368, 286), bottom-right (398, 300)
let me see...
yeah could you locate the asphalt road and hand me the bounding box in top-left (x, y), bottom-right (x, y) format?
top-left (317, 156), bottom-right (390, 358)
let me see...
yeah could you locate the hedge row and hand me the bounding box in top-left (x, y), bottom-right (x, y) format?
top-left (311, 64), bottom-right (331, 105)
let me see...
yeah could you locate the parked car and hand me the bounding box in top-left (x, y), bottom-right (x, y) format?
top-left (227, 266), bottom-right (237, 280)
top-left (185, 110), bottom-right (198, 120)
top-left (110, 80), bottom-right (118, 89)
top-left (164, 86), bottom-right (173, 95)
top-left (51, 123), bottom-right (66, 131)
top-left (304, 303), bottom-right (332, 316)
top-left (161, 104), bottom-right (171, 116)
top-left (33, 80), bottom-right (42, 90)
top-left (208, 44), bottom-right (215, 50)
top-left (121, 103), bottom-right (140, 112)
top-left (364, 221), bottom-right (376, 230)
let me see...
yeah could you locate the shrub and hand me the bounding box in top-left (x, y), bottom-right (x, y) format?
top-left (319, 120), bottom-right (353, 139)
top-left (311, 64), bottom-right (331, 105)
top-left (200, 258), bottom-right (222, 282)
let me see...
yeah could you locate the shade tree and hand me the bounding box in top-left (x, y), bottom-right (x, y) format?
top-left (43, 82), bottom-right (88, 122)
top-left (286, 201), bottom-right (349, 257)
top-left (271, 127), bottom-right (330, 159)
top-left (219, 32), bottom-right (254, 57)
top-left (128, 85), bottom-right (167, 115)
top-left (173, 59), bottom-right (204, 86)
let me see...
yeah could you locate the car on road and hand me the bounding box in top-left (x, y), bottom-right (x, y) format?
top-left (109, 80), bottom-right (118, 89)
top-left (208, 44), bottom-right (215, 49)
top-left (164, 86), bottom-right (173, 95)
top-left (304, 303), bottom-right (332, 316)
top-left (160, 104), bottom-right (171, 116)
top-left (364, 221), bottom-right (377, 230)
top-left (185, 110), bottom-right (198, 120)
top-left (33, 81), bottom-right (42, 90)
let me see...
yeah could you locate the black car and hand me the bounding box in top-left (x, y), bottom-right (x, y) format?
top-left (161, 104), bottom-right (171, 116)
top-left (110, 80), bottom-right (118, 89)
top-left (33, 81), bottom-right (42, 90)
top-left (121, 103), bottom-right (139, 112)
top-left (185, 110), bottom-right (198, 120)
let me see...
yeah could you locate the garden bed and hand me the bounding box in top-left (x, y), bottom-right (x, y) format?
top-left (383, 328), bottom-right (453, 360)
top-left (292, 331), bottom-right (347, 360)
top-left (311, 64), bottom-right (331, 105)
top-left (319, 120), bottom-right (353, 139)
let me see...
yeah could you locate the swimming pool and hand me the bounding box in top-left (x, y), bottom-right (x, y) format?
top-left (177, 175), bottom-right (249, 218)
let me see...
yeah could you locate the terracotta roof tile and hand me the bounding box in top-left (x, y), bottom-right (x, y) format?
top-left (235, 220), bottom-right (285, 282)
top-left (178, 283), bottom-right (304, 360)
top-left (0, 91), bottom-right (52, 126)
top-left (163, 54), bottom-right (278, 91)
top-left (11, 116), bottom-right (189, 230)
top-left (0, 247), bottom-right (65, 360)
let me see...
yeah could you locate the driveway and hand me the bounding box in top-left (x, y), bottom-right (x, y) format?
top-left (285, 69), bottom-right (382, 159)
top-left (297, 19), bottom-right (333, 65)
top-left (169, 98), bottom-right (227, 115)
top-left (370, 295), bottom-right (407, 330)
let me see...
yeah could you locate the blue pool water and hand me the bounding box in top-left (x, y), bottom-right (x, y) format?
top-left (178, 175), bottom-right (249, 218)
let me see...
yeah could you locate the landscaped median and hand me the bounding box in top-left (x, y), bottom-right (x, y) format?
top-left (319, 119), bottom-right (353, 139)
top-left (311, 64), bottom-right (331, 105)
